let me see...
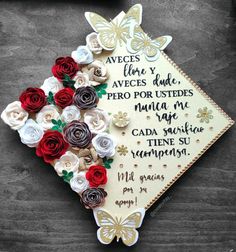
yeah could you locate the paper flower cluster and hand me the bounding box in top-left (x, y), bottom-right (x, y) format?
top-left (1, 33), bottom-right (116, 210)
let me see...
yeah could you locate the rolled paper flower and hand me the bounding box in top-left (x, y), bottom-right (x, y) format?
top-left (40, 76), bottom-right (63, 95)
top-left (63, 120), bottom-right (92, 149)
top-left (19, 87), bottom-right (47, 113)
top-left (71, 45), bottom-right (93, 65)
top-left (84, 108), bottom-right (110, 134)
top-left (36, 105), bottom-right (60, 131)
top-left (73, 71), bottom-right (90, 89)
top-left (52, 56), bottom-right (79, 81)
top-left (86, 32), bottom-right (103, 55)
top-left (87, 60), bottom-right (109, 86)
top-left (86, 165), bottom-right (107, 187)
top-left (18, 119), bottom-right (44, 147)
top-left (70, 171), bottom-right (89, 194)
top-left (54, 151), bottom-right (80, 176)
top-left (36, 130), bottom-right (69, 163)
top-left (78, 147), bottom-right (102, 170)
top-left (92, 132), bottom-right (117, 158)
top-left (1, 101), bottom-right (29, 130)
top-left (54, 87), bottom-right (74, 109)
top-left (61, 105), bottom-right (81, 123)
top-left (80, 188), bottom-right (107, 209)
top-left (73, 86), bottom-right (98, 110)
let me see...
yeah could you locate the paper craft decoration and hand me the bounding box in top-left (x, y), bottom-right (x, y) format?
top-left (1, 4), bottom-right (234, 246)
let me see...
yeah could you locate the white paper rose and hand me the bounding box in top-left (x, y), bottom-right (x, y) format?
top-left (92, 132), bottom-right (117, 158)
top-left (86, 32), bottom-right (103, 54)
top-left (70, 171), bottom-right (89, 194)
top-left (40, 76), bottom-right (63, 95)
top-left (73, 71), bottom-right (90, 89)
top-left (54, 151), bottom-right (80, 176)
top-left (61, 105), bottom-right (81, 123)
top-left (18, 119), bottom-right (44, 147)
top-left (71, 46), bottom-right (93, 65)
top-left (84, 108), bottom-right (110, 134)
top-left (87, 60), bottom-right (109, 86)
top-left (36, 105), bottom-right (60, 130)
top-left (1, 101), bottom-right (29, 130)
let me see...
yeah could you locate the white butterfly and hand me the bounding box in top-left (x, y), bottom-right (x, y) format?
top-left (93, 208), bottom-right (145, 246)
top-left (127, 28), bottom-right (172, 61)
top-left (85, 4), bottom-right (142, 51)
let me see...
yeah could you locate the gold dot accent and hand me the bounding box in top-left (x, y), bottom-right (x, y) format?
top-left (119, 164), bottom-right (123, 168)
top-left (196, 139), bottom-right (200, 143)
top-left (177, 165), bottom-right (181, 168)
top-left (121, 132), bottom-right (126, 136)
top-left (137, 141), bottom-right (141, 145)
top-left (185, 113), bottom-right (189, 117)
top-left (148, 165), bottom-right (152, 168)
top-left (134, 164), bottom-right (138, 168)
top-left (146, 116), bottom-right (151, 120)
top-left (163, 164), bottom-right (167, 168)
top-left (209, 126), bottom-right (213, 131)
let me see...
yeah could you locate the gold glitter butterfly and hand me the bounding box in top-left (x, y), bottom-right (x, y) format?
top-left (85, 4), bottom-right (142, 50)
top-left (127, 28), bottom-right (172, 61)
top-left (93, 208), bottom-right (145, 246)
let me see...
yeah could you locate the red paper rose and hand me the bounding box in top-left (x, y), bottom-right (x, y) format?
top-left (54, 88), bottom-right (74, 109)
top-left (52, 57), bottom-right (79, 81)
top-left (86, 165), bottom-right (107, 187)
top-left (19, 87), bottom-right (46, 113)
top-left (36, 131), bottom-right (69, 163)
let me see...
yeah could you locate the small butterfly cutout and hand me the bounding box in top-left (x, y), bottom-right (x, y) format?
top-left (93, 208), bottom-right (145, 246)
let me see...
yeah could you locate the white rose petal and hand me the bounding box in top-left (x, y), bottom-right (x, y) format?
top-left (87, 60), bottom-right (108, 86)
top-left (40, 76), bottom-right (63, 95)
top-left (36, 105), bottom-right (60, 130)
top-left (18, 119), bottom-right (44, 147)
top-left (86, 32), bottom-right (103, 55)
top-left (61, 105), bottom-right (81, 123)
top-left (1, 101), bottom-right (29, 130)
top-left (70, 171), bottom-right (89, 194)
top-left (54, 151), bottom-right (80, 176)
top-left (92, 132), bottom-right (117, 158)
top-left (71, 45), bottom-right (93, 65)
top-left (73, 71), bottom-right (90, 89)
top-left (84, 108), bottom-right (110, 134)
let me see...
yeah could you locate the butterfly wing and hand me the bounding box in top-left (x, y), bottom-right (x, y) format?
top-left (120, 208), bottom-right (145, 246)
top-left (93, 208), bottom-right (117, 244)
top-left (154, 35), bottom-right (172, 50)
top-left (85, 12), bottom-right (117, 50)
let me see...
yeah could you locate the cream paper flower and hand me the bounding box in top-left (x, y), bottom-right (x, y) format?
top-left (54, 151), bottom-right (80, 176)
top-left (61, 105), bottom-right (81, 123)
top-left (73, 71), bottom-right (90, 89)
top-left (40, 76), bottom-right (63, 95)
top-left (71, 45), bottom-right (93, 65)
top-left (36, 105), bottom-right (60, 130)
top-left (70, 171), bottom-right (89, 194)
top-left (18, 119), bottom-right (44, 147)
top-left (1, 101), bottom-right (29, 130)
top-left (87, 60), bottom-right (109, 86)
top-left (84, 108), bottom-right (110, 134)
top-left (92, 132), bottom-right (117, 158)
top-left (86, 32), bottom-right (103, 54)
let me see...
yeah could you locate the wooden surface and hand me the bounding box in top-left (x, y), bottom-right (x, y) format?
top-left (0, 1), bottom-right (235, 251)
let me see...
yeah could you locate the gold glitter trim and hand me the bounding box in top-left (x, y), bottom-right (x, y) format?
top-left (145, 52), bottom-right (234, 210)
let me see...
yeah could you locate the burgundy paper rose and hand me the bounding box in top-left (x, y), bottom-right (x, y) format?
top-left (54, 88), bottom-right (74, 109)
top-left (36, 130), bottom-right (69, 163)
top-left (86, 165), bottom-right (107, 187)
top-left (63, 120), bottom-right (92, 148)
top-left (52, 57), bottom-right (79, 81)
top-left (73, 86), bottom-right (98, 110)
top-left (19, 87), bottom-right (47, 113)
top-left (81, 188), bottom-right (107, 209)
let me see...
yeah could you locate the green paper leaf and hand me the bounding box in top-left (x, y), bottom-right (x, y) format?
top-left (47, 91), bottom-right (55, 104)
top-left (52, 119), bottom-right (58, 125)
top-left (63, 74), bottom-right (76, 90)
top-left (103, 157), bottom-right (113, 169)
top-left (94, 83), bottom-right (108, 98)
top-left (61, 170), bottom-right (74, 183)
top-left (51, 126), bottom-right (59, 131)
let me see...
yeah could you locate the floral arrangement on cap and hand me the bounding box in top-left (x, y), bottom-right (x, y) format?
top-left (1, 33), bottom-right (116, 210)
